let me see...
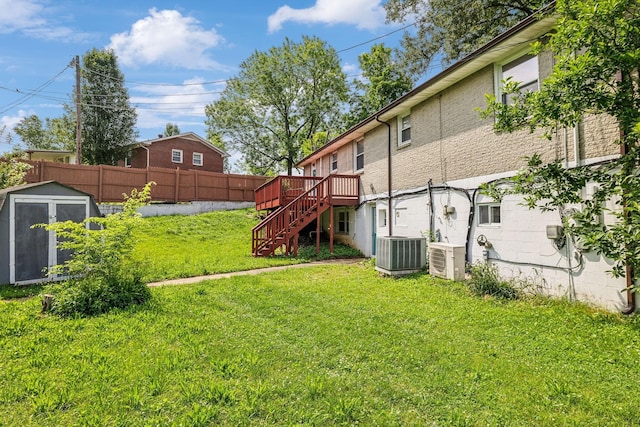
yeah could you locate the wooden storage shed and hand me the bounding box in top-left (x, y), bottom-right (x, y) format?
top-left (0, 181), bottom-right (101, 285)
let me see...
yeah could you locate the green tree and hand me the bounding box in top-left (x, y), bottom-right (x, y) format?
top-left (385, 0), bottom-right (547, 77)
top-left (205, 36), bottom-right (348, 175)
top-left (343, 44), bottom-right (414, 129)
top-left (80, 48), bottom-right (138, 165)
top-left (0, 159), bottom-right (30, 189)
top-left (42, 183), bottom-right (153, 317)
top-left (163, 122), bottom-right (180, 137)
top-left (480, 0), bottom-right (640, 281)
top-left (13, 113), bottom-right (75, 150)
top-left (206, 129), bottom-right (230, 173)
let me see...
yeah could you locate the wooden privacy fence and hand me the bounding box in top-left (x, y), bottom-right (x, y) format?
top-left (23, 161), bottom-right (267, 203)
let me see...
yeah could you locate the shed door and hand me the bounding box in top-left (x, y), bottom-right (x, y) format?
top-left (10, 196), bottom-right (90, 285)
top-left (14, 202), bottom-right (49, 282)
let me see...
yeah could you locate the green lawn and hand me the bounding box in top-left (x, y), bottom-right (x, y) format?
top-left (2, 263), bottom-right (640, 426)
top-left (131, 208), bottom-right (362, 282)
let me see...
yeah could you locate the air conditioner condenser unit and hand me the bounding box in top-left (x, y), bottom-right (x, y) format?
top-left (428, 242), bottom-right (466, 281)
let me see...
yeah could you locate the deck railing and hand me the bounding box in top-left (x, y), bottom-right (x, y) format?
top-left (252, 174), bottom-right (360, 256)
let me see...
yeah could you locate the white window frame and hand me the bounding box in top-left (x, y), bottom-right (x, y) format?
top-left (331, 152), bottom-right (338, 172)
top-left (336, 209), bottom-right (350, 234)
top-left (478, 203), bottom-right (502, 226)
top-left (192, 152), bottom-right (203, 166)
top-left (397, 112), bottom-right (411, 147)
top-left (124, 151), bottom-right (132, 168)
top-left (495, 51), bottom-right (539, 105)
top-left (354, 139), bottom-right (364, 172)
top-left (172, 149), bottom-right (183, 164)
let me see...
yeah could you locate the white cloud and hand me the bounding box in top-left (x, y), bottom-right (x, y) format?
top-left (0, 0), bottom-right (89, 42)
top-left (268, 0), bottom-right (386, 33)
top-left (108, 9), bottom-right (227, 71)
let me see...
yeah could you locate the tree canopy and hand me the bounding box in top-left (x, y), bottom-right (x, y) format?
top-left (343, 44), bottom-right (414, 129)
top-left (80, 48), bottom-right (137, 165)
top-left (481, 0), bottom-right (640, 281)
top-left (205, 36), bottom-right (348, 175)
top-left (163, 123), bottom-right (180, 137)
top-left (13, 113), bottom-right (75, 151)
top-left (385, 0), bottom-right (547, 77)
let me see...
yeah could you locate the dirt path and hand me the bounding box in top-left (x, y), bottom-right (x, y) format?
top-left (147, 258), bottom-right (365, 287)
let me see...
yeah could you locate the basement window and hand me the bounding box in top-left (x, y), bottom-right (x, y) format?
top-left (478, 203), bottom-right (501, 226)
top-left (337, 210), bottom-right (350, 234)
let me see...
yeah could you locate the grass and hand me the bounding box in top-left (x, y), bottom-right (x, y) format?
top-left (2, 264), bottom-right (640, 425)
top-left (130, 208), bottom-right (362, 282)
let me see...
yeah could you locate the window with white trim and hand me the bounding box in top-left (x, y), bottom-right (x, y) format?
top-left (124, 151), bottom-right (132, 167)
top-left (331, 152), bottom-right (338, 172)
top-left (398, 113), bottom-right (411, 147)
top-left (378, 209), bottom-right (387, 227)
top-left (171, 149), bottom-right (183, 164)
top-left (498, 54), bottom-right (539, 105)
top-left (337, 210), bottom-right (350, 234)
top-left (354, 139), bottom-right (364, 172)
top-left (478, 203), bottom-right (501, 225)
top-left (193, 152), bottom-right (203, 166)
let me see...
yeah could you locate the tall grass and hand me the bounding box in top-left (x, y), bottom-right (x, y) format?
top-left (2, 264), bottom-right (640, 425)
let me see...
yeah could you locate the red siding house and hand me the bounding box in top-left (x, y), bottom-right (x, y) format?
top-left (124, 132), bottom-right (227, 173)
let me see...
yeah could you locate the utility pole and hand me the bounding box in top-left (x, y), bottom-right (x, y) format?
top-left (74, 55), bottom-right (82, 164)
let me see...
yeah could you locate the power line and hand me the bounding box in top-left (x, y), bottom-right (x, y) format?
top-left (0, 64), bottom-right (72, 115)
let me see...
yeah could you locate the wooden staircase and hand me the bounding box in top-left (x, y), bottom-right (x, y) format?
top-left (252, 176), bottom-right (332, 257)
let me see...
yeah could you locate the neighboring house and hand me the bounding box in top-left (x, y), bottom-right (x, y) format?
top-left (255, 8), bottom-right (629, 311)
top-left (122, 132), bottom-right (227, 173)
top-left (25, 149), bottom-right (77, 164)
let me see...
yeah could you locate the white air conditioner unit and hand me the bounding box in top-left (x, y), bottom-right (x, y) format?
top-left (375, 236), bottom-right (426, 276)
top-left (428, 242), bottom-right (466, 281)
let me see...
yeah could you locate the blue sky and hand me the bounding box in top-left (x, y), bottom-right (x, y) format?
top-left (0, 0), bottom-right (412, 159)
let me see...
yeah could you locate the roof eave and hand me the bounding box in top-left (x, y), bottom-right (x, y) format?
top-left (297, 5), bottom-right (556, 168)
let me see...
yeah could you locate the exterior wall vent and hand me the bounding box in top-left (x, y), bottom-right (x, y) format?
top-left (375, 236), bottom-right (426, 276)
top-left (428, 242), bottom-right (466, 281)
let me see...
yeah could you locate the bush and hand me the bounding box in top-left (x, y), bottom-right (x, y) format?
top-left (467, 262), bottom-right (518, 300)
top-left (41, 183), bottom-right (154, 317)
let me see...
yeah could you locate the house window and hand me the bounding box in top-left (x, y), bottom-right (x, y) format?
top-left (398, 113), bottom-right (411, 147)
top-left (124, 151), bottom-right (132, 168)
top-left (478, 204), bottom-right (501, 225)
top-left (498, 54), bottom-right (539, 104)
top-left (331, 152), bottom-right (338, 172)
top-left (337, 210), bottom-right (350, 234)
top-left (378, 209), bottom-right (387, 227)
top-left (172, 149), bottom-right (183, 164)
top-left (355, 140), bottom-right (364, 172)
top-left (193, 152), bottom-right (203, 166)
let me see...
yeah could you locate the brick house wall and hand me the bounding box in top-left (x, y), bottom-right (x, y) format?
top-left (127, 134), bottom-right (225, 173)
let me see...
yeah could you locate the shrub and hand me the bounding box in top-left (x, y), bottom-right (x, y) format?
top-left (467, 262), bottom-right (518, 300)
top-left (41, 183), bottom-right (154, 317)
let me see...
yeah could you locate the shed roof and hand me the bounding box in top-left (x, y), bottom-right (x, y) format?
top-left (0, 181), bottom-right (98, 212)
